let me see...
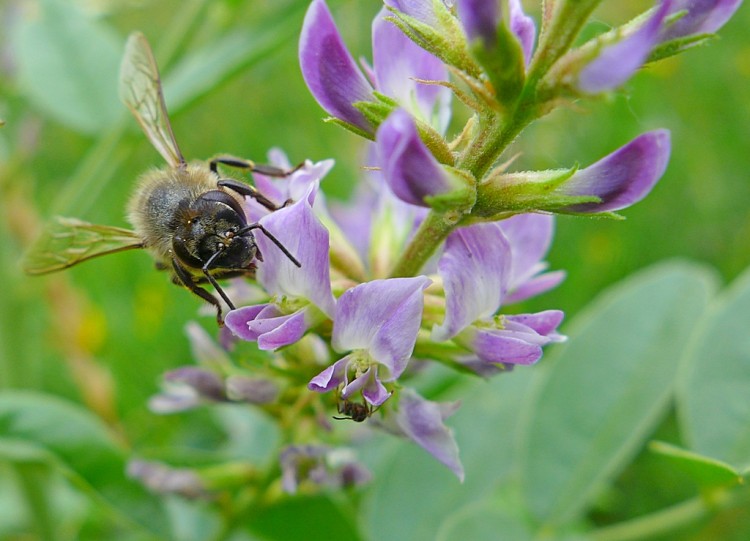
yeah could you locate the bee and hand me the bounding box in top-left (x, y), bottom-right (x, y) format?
top-left (23, 32), bottom-right (300, 324)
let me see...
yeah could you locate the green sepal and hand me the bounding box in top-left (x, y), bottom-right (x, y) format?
top-left (470, 21), bottom-right (526, 107)
top-left (323, 116), bottom-right (375, 141)
top-left (384, 4), bottom-right (481, 78)
top-left (473, 166), bottom-right (605, 217)
top-left (423, 166), bottom-right (477, 214)
top-left (647, 33), bottom-right (716, 63)
top-left (353, 99), bottom-right (396, 131)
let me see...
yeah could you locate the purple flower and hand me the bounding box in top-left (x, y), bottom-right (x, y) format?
top-left (299, 0), bottom-right (374, 132)
top-left (661, 0), bottom-right (743, 41)
top-left (309, 277), bottom-right (431, 406)
top-left (384, 0), bottom-right (443, 27)
top-left (376, 108), bottom-right (463, 207)
top-left (280, 445), bottom-right (371, 494)
top-left (245, 150), bottom-right (334, 222)
top-left (454, 310), bottom-right (566, 365)
top-left (456, 0), bottom-right (536, 65)
top-left (431, 222), bottom-right (565, 369)
top-left (300, 0), bottom-right (450, 135)
top-left (578, 0), bottom-right (673, 93)
top-left (456, 0), bottom-right (501, 47)
top-left (432, 222), bottom-right (510, 342)
top-left (498, 214), bottom-right (566, 303)
top-left (148, 366), bottom-right (227, 414)
top-left (372, 9), bottom-right (451, 133)
top-left (128, 460), bottom-right (206, 499)
top-left (509, 0), bottom-right (537, 65)
top-left (391, 388), bottom-right (464, 481)
top-left (225, 185), bottom-right (336, 349)
top-left (559, 130), bottom-right (671, 213)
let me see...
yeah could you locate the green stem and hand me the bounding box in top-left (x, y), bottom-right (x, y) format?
top-left (591, 486), bottom-right (749, 541)
top-left (14, 463), bottom-right (57, 541)
top-left (389, 211), bottom-right (457, 277)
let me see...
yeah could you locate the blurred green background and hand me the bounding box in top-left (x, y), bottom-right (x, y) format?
top-left (0, 0), bottom-right (748, 539)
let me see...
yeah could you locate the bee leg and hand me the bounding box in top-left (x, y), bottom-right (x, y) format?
top-left (210, 156), bottom-right (304, 178)
top-left (218, 178), bottom-right (280, 212)
top-left (171, 259), bottom-right (225, 325)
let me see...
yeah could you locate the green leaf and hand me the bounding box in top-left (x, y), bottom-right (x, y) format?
top-left (163, 7), bottom-right (305, 114)
top-left (678, 265), bottom-right (750, 471)
top-left (649, 441), bottom-right (744, 487)
top-left (248, 495), bottom-right (362, 541)
top-left (436, 498), bottom-right (533, 541)
top-left (13, 0), bottom-right (122, 134)
top-left (519, 261), bottom-right (718, 525)
top-left (0, 391), bottom-right (170, 538)
top-left (362, 370), bottom-right (535, 541)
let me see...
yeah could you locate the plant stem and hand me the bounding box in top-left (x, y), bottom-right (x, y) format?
top-left (389, 210), bottom-right (456, 277)
top-left (14, 463), bottom-right (56, 541)
top-left (591, 486), bottom-right (750, 541)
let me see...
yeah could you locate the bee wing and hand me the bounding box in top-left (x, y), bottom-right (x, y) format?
top-left (119, 31), bottom-right (185, 168)
top-left (23, 217), bottom-right (144, 275)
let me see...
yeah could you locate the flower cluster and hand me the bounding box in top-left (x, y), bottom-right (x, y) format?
top-left (144, 0), bottom-right (740, 486)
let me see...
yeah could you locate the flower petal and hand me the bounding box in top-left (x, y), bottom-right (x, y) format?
top-left (299, 0), bottom-right (374, 133)
top-left (506, 310), bottom-right (566, 340)
top-left (376, 109), bottom-right (458, 207)
top-left (456, 327), bottom-right (544, 365)
top-left (456, 0), bottom-right (500, 46)
top-left (509, 0), bottom-right (537, 65)
top-left (578, 0), bottom-right (672, 93)
top-left (257, 184), bottom-right (336, 317)
top-left (372, 9), bottom-right (451, 132)
top-left (560, 130), bottom-right (671, 213)
top-left (661, 0), bottom-right (742, 39)
top-left (332, 277), bottom-right (431, 380)
top-left (497, 213), bottom-right (554, 289)
top-left (394, 388), bottom-right (464, 481)
top-left (308, 356), bottom-right (350, 393)
top-left (384, 0), bottom-right (440, 26)
top-left (432, 223), bottom-right (511, 341)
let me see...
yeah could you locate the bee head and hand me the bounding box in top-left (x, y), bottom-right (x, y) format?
top-left (173, 191), bottom-right (258, 271)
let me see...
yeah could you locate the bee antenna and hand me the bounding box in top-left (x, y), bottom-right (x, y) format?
top-left (240, 223), bottom-right (301, 267)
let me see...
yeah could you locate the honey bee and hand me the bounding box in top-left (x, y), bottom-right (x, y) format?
top-left (23, 32), bottom-right (300, 323)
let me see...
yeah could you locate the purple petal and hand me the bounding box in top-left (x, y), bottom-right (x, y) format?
top-left (561, 130), bottom-right (671, 213)
top-left (497, 213), bottom-right (554, 289)
top-left (578, 0), bottom-right (672, 93)
top-left (372, 9), bottom-right (451, 132)
top-left (456, 0), bottom-right (501, 46)
top-left (225, 304), bottom-right (270, 341)
top-left (509, 0), bottom-right (537, 65)
top-left (506, 310), bottom-right (566, 340)
top-left (394, 388), bottom-right (464, 481)
top-left (457, 328), bottom-right (545, 365)
top-left (185, 321), bottom-right (230, 366)
top-left (225, 304), bottom-right (313, 350)
top-left (376, 109), bottom-right (457, 207)
top-left (163, 367), bottom-right (226, 401)
top-left (505, 270), bottom-right (566, 304)
top-left (432, 223), bottom-right (511, 341)
top-left (661, 0), bottom-right (743, 40)
top-left (257, 185), bottom-right (335, 317)
top-left (225, 376), bottom-right (279, 404)
top-left (308, 356), bottom-right (350, 393)
top-left (384, 0), bottom-right (440, 26)
top-left (299, 0), bottom-right (374, 133)
top-left (332, 277), bottom-right (431, 380)
top-left (249, 309), bottom-right (310, 351)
